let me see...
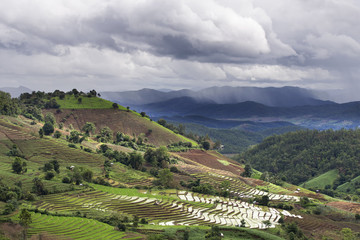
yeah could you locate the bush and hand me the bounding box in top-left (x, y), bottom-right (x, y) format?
top-left (43, 122), bottom-right (54, 135)
top-left (170, 166), bottom-right (179, 173)
top-left (68, 143), bottom-right (77, 148)
top-left (62, 177), bottom-right (71, 184)
top-left (84, 147), bottom-right (93, 153)
top-left (117, 223), bottom-right (126, 231)
top-left (54, 130), bottom-right (61, 138)
top-left (44, 171), bottom-right (55, 180)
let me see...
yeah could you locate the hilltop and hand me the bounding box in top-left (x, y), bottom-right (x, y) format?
top-left (0, 89), bottom-right (359, 240)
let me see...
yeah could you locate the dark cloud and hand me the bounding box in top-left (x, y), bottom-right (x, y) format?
top-left (0, 0), bottom-right (359, 102)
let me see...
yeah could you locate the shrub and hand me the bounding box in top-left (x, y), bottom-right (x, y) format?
top-left (43, 122), bottom-right (54, 135)
top-left (44, 171), bottom-right (55, 180)
top-left (84, 147), bottom-right (93, 153)
top-left (68, 143), bottom-right (77, 148)
top-left (170, 166), bottom-right (179, 173)
top-left (54, 130), bottom-right (61, 138)
top-left (62, 177), bottom-right (71, 184)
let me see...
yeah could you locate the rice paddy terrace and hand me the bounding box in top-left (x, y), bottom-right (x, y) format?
top-left (31, 187), bottom-right (302, 230)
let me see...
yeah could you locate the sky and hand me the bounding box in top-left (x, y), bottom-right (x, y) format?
top-left (0, 0), bottom-right (360, 101)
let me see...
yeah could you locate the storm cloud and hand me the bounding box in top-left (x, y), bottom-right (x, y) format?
top-left (0, 0), bottom-right (359, 101)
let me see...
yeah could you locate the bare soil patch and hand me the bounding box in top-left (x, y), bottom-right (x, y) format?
top-left (176, 149), bottom-right (244, 175)
top-left (44, 109), bottom-right (185, 146)
top-left (327, 201), bottom-right (360, 214)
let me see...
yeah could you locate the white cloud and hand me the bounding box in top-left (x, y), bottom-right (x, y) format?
top-left (0, 0), bottom-right (359, 99)
top-left (305, 33), bottom-right (360, 59)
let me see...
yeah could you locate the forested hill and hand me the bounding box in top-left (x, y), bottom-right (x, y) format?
top-left (238, 129), bottom-right (360, 188)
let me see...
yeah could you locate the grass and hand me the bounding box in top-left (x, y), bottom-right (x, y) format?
top-left (139, 225), bottom-right (284, 240)
top-left (54, 95), bottom-right (127, 110)
top-left (301, 169), bottom-right (338, 189)
top-left (336, 175), bottom-right (360, 193)
top-left (251, 168), bottom-right (262, 179)
top-left (218, 160), bottom-right (230, 166)
top-left (14, 212), bottom-right (142, 240)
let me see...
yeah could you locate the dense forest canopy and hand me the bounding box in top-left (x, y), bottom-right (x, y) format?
top-left (239, 129), bottom-right (360, 186)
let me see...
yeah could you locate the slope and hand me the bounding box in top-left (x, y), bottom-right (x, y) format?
top-left (45, 108), bottom-right (196, 147)
top-left (238, 129), bottom-right (360, 195)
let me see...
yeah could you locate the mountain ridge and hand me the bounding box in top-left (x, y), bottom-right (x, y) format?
top-left (101, 86), bottom-right (333, 108)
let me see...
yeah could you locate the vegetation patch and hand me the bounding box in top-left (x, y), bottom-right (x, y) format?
top-left (301, 169), bottom-right (338, 189)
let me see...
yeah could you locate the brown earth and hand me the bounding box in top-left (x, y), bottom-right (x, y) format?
top-left (175, 149), bottom-right (244, 175)
top-left (44, 109), bottom-right (188, 146)
top-left (287, 213), bottom-right (360, 240)
top-left (327, 201), bottom-right (360, 214)
top-left (0, 222), bottom-right (25, 240)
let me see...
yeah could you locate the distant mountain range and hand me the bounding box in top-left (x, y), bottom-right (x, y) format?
top-left (101, 86), bottom-right (332, 108)
top-left (99, 86), bottom-right (360, 153)
top-left (101, 86), bottom-right (360, 131)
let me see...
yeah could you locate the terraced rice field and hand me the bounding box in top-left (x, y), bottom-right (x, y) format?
top-left (26, 212), bottom-right (142, 239)
top-left (0, 169), bottom-right (78, 193)
top-left (192, 172), bottom-right (300, 202)
top-left (32, 189), bottom-right (302, 230)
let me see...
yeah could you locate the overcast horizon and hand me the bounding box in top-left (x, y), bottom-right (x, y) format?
top-left (1, 0), bottom-right (360, 102)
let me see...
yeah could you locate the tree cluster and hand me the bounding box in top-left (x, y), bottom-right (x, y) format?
top-left (240, 129), bottom-right (360, 187)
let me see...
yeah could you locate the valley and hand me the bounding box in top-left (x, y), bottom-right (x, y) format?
top-left (0, 89), bottom-right (359, 240)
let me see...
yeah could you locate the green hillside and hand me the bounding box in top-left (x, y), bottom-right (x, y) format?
top-left (301, 169), bottom-right (338, 189)
top-left (337, 175), bottom-right (360, 193)
top-left (238, 129), bottom-right (360, 196)
top-left (55, 95), bottom-right (126, 110)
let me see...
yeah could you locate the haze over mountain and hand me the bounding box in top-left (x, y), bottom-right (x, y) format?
top-left (101, 86), bottom-right (332, 108)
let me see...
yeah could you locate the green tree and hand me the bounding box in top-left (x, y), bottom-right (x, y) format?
top-left (69, 130), bottom-right (81, 143)
top-left (82, 122), bottom-right (96, 136)
top-left (44, 112), bottom-right (56, 125)
top-left (112, 103), bottom-right (119, 109)
top-left (205, 225), bottom-right (221, 240)
top-left (144, 147), bottom-right (170, 167)
top-left (202, 141), bottom-right (210, 150)
top-left (12, 157), bottom-right (27, 174)
top-left (38, 128), bottom-right (44, 138)
top-left (128, 151), bottom-right (144, 170)
top-left (0, 91), bottom-right (19, 116)
top-left (50, 160), bottom-right (60, 173)
top-left (99, 126), bottom-right (113, 142)
top-left (115, 132), bottom-right (124, 143)
top-left (158, 168), bottom-right (173, 188)
top-left (32, 177), bottom-right (48, 195)
top-left (144, 148), bottom-right (157, 165)
top-left (240, 219), bottom-right (246, 227)
top-left (19, 208), bottom-right (32, 239)
top-left (7, 144), bottom-right (24, 158)
top-left (54, 130), bottom-right (62, 138)
top-left (82, 169), bottom-right (93, 182)
top-left (241, 164), bottom-right (252, 177)
top-left (42, 122), bottom-right (54, 135)
top-left (44, 171), bottom-right (55, 180)
top-left (259, 195), bottom-right (269, 206)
